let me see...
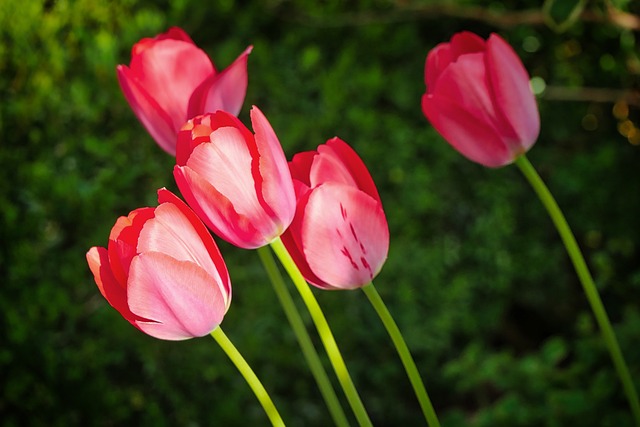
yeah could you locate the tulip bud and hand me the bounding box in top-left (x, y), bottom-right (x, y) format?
top-left (422, 32), bottom-right (540, 167)
top-left (282, 138), bottom-right (389, 290)
top-left (86, 188), bottom-right (231, 341)
top-left (117, 27), bottom-right (252, 155)
top-left (174, 106), bottom-right (296, 249)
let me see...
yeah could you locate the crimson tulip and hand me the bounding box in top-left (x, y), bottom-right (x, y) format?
top-left (86, 188), bottom-right (231, 341)
top-left (173, 106), bottom-right (296, 249)
top-left (281, 137), bottom-right (389, 290)
top-left (117, 27), bottom-right (252, 155)
top-left (421, 31), bottom-right (540, 168)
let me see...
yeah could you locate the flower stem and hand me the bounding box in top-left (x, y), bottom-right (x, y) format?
top-left (210, 327), bottom-right (285, 427)
top-left (515, 155), bottom-right (640, 424)
top-left (362, 283), bottom-right (441, 427)
top-left (257, 247), bottom-right (351, 427)
top-left (270, 237), bottom-right (373, 427)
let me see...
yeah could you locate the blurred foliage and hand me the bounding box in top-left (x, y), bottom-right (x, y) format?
top-left (1, 0), bottom-right (639, 426)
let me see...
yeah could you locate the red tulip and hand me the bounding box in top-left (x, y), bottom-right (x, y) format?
top-left (117, 27), bottom-right (252, 155)
top-left (86, 188), bottom-right (231, 341)
top-left (173, 106), bottom-right (296, 249)
top-left (281, 138), bottom-right (389, 290)
top-left (421, 32), bottom-right (540, 168)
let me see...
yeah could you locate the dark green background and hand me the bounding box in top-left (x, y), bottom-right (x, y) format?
top-left (1, 0), bottom-right (639, 425)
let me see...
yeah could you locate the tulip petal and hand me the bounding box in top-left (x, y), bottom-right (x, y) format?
top-left (188, 46), bottom-right (253, 118)
top-left (174, 164), bottom-right (265, 248)
top-left (310, 144), bottom-right (358, 189)
top-left (157, 188), bottom-right (231, 307)
top-left (281, 226), bottom-right (328, 289)
top-left (289, 151), bottom-right (317, 185)
top-left (117, 66), bottom-right (178, 154)
top-left (129, 39), bottom-right (214, 128)
top-left (187, 126), bottom-right (279, 239)
top-left (315, 138), bottom-right (382, 203)
top-left (156, 27), bottom-right (195, 44)
top-left (207, 110), bottom-right (255, 138)
top-left (426, 32), bottom-right (485, 97)
top-left (175, 114), bottom-right (241, 166)
top-left (174, 109), bottom-right (293, 249)
top-left (448, 31), bottom-right (486, 59)
top-left (106, 208), bottom-right (155, 287)
top-left (280, 187), bottom-right (333, 289)
top-left (132, 27), bottom-right (196, 56)
top-left (432, 52), bottom-right (512, 138)
top-left (425, 42), bottom-right (453, 91)
top-left (422, 93), bottom-right (511, 167)
top-left (128, 252), bottom-right (227, 340)
top-left (250, 106), bottom-right (296, 232)
top-left (486, 34), bottom-right (540, 152)
top-left (86, 247), bottom-right (144, 326)
top-left (137, 202), bottom-right (226, 293)
top-left (302, 183), bottom-right (389, 289)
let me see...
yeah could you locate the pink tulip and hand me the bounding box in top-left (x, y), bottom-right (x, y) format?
top-left (86, 188), bottom-right (231, 341)
top-left (421, 32), bottom-right (540, 168)
top-left (117, 27), bottom-right (252, 155)
top-left (281, 138), bottom-right (389, 290)
top-left (173, 106), bottom-right (296, 249)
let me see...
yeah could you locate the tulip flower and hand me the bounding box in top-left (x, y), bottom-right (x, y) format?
top-left (86, 188), bottom-right (232, 341)
top-left (173, 106), bottom-right (296, 249)
top-left (281, 137), bottom-right (389, 290)
top-left (421, 31), bottom-right (540, 168)
top-left (117, 27), bottom-right (252, 155)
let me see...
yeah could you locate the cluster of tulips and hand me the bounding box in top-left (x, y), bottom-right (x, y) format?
top-left (87, 28), bottom-right (639, 426)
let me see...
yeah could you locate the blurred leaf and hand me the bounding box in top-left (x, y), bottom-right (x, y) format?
top-left (543, 0), bottom-right (587, 32)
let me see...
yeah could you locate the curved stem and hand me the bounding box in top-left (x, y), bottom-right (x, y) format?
top-left (515, 155), bottom-right (640, 424)
top-left (270, 237), bottom-right (373, 427)
top-left (211, 327), bottom-right (286, 427)
top-left (257, 247), bottom-right (351, 427)
top-left (362, 283), bottom-right (441, 427)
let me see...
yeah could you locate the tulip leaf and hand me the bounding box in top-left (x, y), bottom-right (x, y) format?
top-left (542, 0), bottom-right (587, 32)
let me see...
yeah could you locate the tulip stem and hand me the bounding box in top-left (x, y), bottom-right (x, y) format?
top-left (362, 283), bottom-right (441, 427)
top-left (257, 247), bottom-right (351, 427)
top-left (210, 327), bottom-right (286, 427)
top-left (270, 237), bottom-right (373, 427)
top-left (515, 155), bottom-right (640, 424)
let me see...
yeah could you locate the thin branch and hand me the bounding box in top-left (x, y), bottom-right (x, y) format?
top-left (604, 2), bottom-right (640, 30)
top-left (284, 2), bottom-right (640, 31)
top-left (542, 86), bottom-right (640, 107)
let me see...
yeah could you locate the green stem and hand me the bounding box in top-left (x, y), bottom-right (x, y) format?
top-left (515, 155), bottom-right (640, 424)
top-left (270, 237), bottom-right (373, 427)
top-left (210, 327), bottom-right (285, 427)
top-left (362, 283), bottom-right (441, 427)
top-left (257, 247), bottom-right (351, 427)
